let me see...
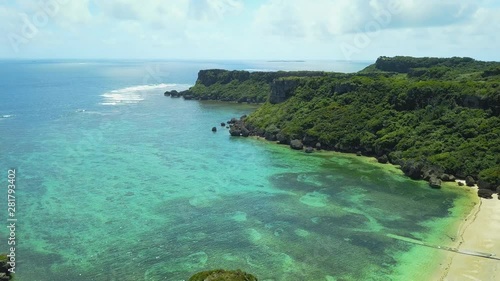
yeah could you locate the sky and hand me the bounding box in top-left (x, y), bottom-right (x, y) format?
top-left (0, 0), bottom-right (499, 61)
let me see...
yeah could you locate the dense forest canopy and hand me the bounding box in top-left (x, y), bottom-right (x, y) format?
top-left (165, 56), bottom-right (500, 190)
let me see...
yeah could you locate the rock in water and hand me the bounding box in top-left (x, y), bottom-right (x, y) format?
top-left (164, 90), bottom-right (178, 96)
top-left (440, 174), bottom-right (456, 182)
top-left (276, 133), bottom-right (288, 144)
top-left (229, 128), bottom-right (242, 136)
top-left (241, 127), bottom-right (250, 137)
top-left (305, 147), bottom-right (314, 153)
top-left (429, 176), bottom-right (442, 189)
top-left (377, 155), bottom-right (388, 164)
top-left (221, 122), bottom-right (226, 127)
top-left (212, 127), bottom-right (217, 132)
top-left (290, 139), bottom-right (303, 150)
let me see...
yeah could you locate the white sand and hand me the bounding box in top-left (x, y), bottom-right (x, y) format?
top-left (438, 193), bottom-right (500, 281)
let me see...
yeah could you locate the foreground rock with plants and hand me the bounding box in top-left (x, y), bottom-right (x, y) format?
top-left (0, 254), bottom-right (13, 281)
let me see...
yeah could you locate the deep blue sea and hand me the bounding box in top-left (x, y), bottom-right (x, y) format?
top-left (0, 60), bottom-right (474, 281)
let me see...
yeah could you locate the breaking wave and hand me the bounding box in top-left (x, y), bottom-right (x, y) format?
top-left (100, 83), bottom-right (191, 105)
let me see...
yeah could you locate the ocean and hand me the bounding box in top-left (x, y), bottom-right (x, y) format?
top-left (0, 60), bottom-right (474, 281)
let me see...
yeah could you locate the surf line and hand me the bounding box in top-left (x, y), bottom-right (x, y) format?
top-left (386, 233), bottom-right (500, 261)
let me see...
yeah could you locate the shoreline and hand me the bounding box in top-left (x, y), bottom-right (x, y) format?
top-left (247, 135), bottom-right (498, 280)
top-left (436, 191), bottom-right (500, 281)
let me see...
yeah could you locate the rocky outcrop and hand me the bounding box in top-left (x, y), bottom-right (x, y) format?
top-left (164, 90), bottom-right (177, 96)
top-left (221, 112), bottom-right (488, 192)
top-left (290, 139), bottom-right (304, 150)
top-left (165, 90), bottom-right (181, 97)
top-left (264, 124), bottom-right (280, 141)
top-left (241, 127), bottom-right (250, 137)
top-left (164, 89), bottom-right (195, 98)
top-left (276, 133), bottom-right (288, 144)
top-left (400, 160), bottom-right (424, 180)
top-left (377, 155), bottom-right (388, 164)
top-left (478, 189), bottom-right (494, 199)
top-left (440, 174), bottom-right (456, 182)
top-left (429, 176), bottom-right (442, 189)
top-left (477, 179), bottom-right (493, 190)
top-left (212, 127), bottom-right (217, 132)
top-left (465, 176), bottom-right (476, 187)
top-left (229, 128), bottom-right (241, 136)
top-left (228, 117), bottom-right (251, 138)
top-left (422, 166), bottom-right (444, 181)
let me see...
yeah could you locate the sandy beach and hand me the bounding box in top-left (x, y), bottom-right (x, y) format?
top-left (438, 190), bottom-right (500, 281)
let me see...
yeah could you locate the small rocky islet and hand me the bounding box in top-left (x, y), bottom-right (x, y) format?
top-left (165, 56), bottom-right (500, 199)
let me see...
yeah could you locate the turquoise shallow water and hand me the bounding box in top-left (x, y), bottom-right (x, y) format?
top-left (0, 60), bottom-right (474, 281)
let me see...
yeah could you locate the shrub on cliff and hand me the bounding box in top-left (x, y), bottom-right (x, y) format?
top-left (478, 166), bottom-right (500, 191)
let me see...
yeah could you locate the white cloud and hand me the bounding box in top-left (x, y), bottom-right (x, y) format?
top-left (0, 0), bottom-right (497, 60)
top-left (54, 0), bottom-right (93, 26)
top-left (188, 0), bottom-right (243, 21)
top-left (253, 0), bottom-right (483, 40)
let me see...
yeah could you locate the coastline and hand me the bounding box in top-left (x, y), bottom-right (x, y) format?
top-left (247, 136), bottom-right (495, 280)
top-left (436, 191), bottom-right (500, 281)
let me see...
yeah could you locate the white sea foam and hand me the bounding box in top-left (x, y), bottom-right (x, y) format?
top-left (1, 114), bottom-right (13, 118)
top-left (100, 83), bottom-right (191, 106)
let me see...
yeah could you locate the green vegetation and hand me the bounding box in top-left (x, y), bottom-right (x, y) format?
top-left (189, 269), bottom-right (258, 281)
top-left (479, 166), bottom-right (500, 188)
top-left (177, 57), bottom-right (500, 189)
top-left (168, 69), bottom-right (330, 103)
top-left (188, 79), bottom-right (270, 103)
top-left (0, 253), bottom-right (13, 280)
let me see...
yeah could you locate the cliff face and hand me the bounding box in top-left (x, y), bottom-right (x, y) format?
top-left (166, 69), bottom-right (329, 103)
top-left (269, 78), bottom-right (302, 104)
top-left (239, 56), bottom-right (500, 188)
top-left (197, 69), bottom-right (251, 86)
